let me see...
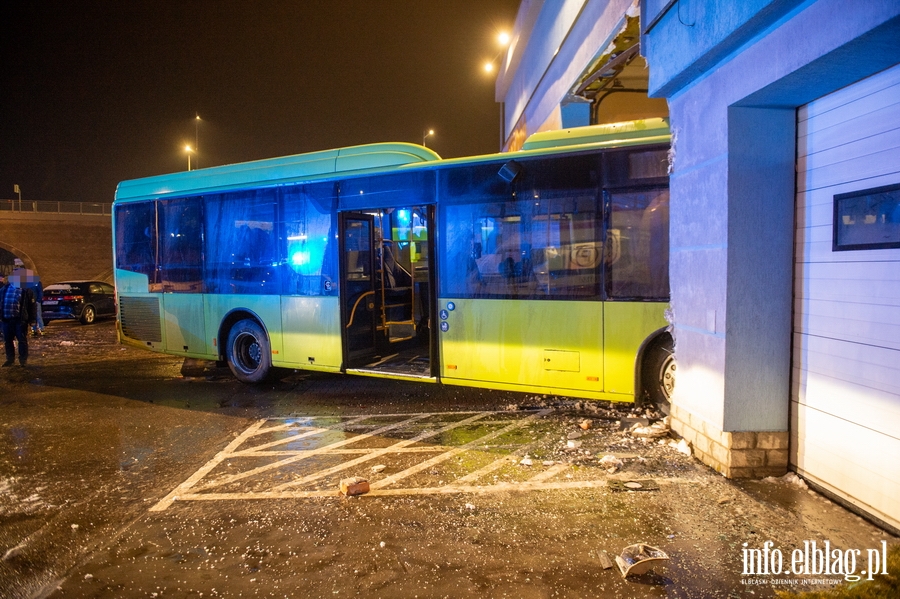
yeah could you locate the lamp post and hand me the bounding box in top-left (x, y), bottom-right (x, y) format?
top-left (194, 114), bottom-right (201, 168)
top-left (185, 145), bottom-right (194, 171)
top-left (423, 129), bottom-right (434, 147)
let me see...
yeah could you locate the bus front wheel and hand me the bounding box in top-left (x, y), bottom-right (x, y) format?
top-left (642, 335), bottom-right (675, 415)
top-left (226, 319), bottom-right (272, 384)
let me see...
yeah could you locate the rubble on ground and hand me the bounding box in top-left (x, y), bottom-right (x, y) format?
top-left (339, 477), bottom-right (370, 496)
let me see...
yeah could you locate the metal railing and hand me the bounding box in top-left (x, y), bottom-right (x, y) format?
top-left (0, 199), bottom-right (112, 216)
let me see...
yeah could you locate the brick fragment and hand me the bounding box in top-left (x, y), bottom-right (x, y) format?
top-left (340, 477), bottom-right (370, 496)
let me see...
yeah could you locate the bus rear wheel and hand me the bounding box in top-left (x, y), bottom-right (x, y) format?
top-left (642, 334), bottom-right (675, 415)
top-left (226, 319), bottom-right (271, 383)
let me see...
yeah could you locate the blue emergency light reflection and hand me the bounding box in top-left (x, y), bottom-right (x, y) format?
top-left (289, 236), bottom-right (327, 276)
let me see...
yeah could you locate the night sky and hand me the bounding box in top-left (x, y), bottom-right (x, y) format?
top-left (1, 1), bottom-right (521, 204)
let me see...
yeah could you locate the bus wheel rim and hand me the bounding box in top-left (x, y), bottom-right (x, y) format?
top-left (235, 333), bottom-right (261, 371)
top-left (659, 355), bottom-right (675, 401)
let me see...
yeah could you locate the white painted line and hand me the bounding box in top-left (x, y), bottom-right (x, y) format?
top-left (262, 411), bottom-right (491, 421)
top-left (371, 410), bottom-right (550, 490)
top-left (271, 411), bottom-right (495, 491)
top-left (149, 418), bottom-right (269, 512)
top-left (154, 410), bottom-right (678, 511)
top-left (168, 476), bottom-right (700, 503)
top-left (453, 444), bottom-right (536, 484)
top-left (526, 462), bottom-right (571, 483)
top-left (192, 413), bottom-right (434, 494)
top-left (241, 446), bottom-right (441, 457)
top-left (234, 414), bottom-right (373, 454)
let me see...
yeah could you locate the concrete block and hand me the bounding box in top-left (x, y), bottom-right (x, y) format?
top-left (710, 441), bottom-right (730, 466)
top-left (728, 432), bottom-right (757, 450)
top-left (755, 465), bottom-right (789, 479)
top-left (756, 432), bottom-right (789, 450)
top-left (669, 416), bottom-right (690, 440)
top-left (727, 466), bottom-right (758, 479)
top-left (704, 422), bottom-right (727, 447)
top-left (680, 424), bottom-right (698, 446)
top-left (692, 431), bottom-right (712, 455)
top-left (765, 448), bottom-right (789, 468)
top-left (729, 449), bottom-right (766, 468)
top-left (670, 402), bottom-right (687, 423)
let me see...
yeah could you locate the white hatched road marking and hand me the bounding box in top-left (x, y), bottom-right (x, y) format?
top-left (149, 410), bottom-right (683, 510)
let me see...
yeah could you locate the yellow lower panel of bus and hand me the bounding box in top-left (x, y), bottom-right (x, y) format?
top-left (278, 296), bottom-right (342, 370)
top-left (438, 299), bottom-right (603, 395)
top-left (117, 289), bottom-right (343, 370)
top-left (437, 299), bottom-right (666, 402)
top-left (603, 301), bottom-right (668, 395)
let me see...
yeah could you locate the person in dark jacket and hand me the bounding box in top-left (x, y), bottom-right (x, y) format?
top-left (0, 273), bottom-right (31, 366)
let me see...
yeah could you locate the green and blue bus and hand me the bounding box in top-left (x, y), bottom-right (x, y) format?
top-left (113, 118), bottom-right (674, 408)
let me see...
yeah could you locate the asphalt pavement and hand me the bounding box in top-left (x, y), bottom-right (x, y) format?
top-left (0, 321), bottom-right (896, 598)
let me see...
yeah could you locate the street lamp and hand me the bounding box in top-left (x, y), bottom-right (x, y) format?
top-left (185, 145), bottom-right (194, 171)
top-left (423, 129), bottom-right (434, 147)
top-left (483, 31), bottom-right (511, 75)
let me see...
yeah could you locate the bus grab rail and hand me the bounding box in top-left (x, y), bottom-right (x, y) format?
top-left (345, 291), bottom-right (376, 329)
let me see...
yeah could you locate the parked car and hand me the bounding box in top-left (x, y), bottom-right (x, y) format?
top-left (42, 281), bottom-right (117, 325)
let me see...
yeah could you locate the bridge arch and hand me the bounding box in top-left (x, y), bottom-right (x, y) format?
top-left (0, 212), bottom-right (113, 284)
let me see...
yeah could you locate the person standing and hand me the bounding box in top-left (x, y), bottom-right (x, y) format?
top-left (0, 274), bottom-right (30, 367)
top-left (29, 278), bottom-right (44, 336)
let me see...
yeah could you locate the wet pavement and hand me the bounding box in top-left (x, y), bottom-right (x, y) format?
top-left (1, 321), bottom-right (896, 598)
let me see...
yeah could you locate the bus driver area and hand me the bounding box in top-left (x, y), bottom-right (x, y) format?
top-left (151, 404), bottom-right (699, 511)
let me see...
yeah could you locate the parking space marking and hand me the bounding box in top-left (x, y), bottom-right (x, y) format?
top-left (149, 418), bottom-right (271, 511)
top-left (271, 411), bottom-right (496, 492)
top-left (151, 415), bottom-right (370, 511)
top-left (527, 462), bottom-right (571, 483)
top-left (190, 413), bottom-right (436, 494)
top-left (151, 409), bottom-right (669, 511)
top-left (370, 410), bottom-right (549, 490)
top-left (453, 443), bottom-right (535, 484)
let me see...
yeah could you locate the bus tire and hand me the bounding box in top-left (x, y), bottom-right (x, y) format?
top-left (642, 334), bottom-right (675, 414)
top-left (225, 319), bottom-right (271, 384)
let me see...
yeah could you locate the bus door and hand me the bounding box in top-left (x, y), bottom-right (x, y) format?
top-left (340, 213), bottom-right (378, 365)
top-left (340, 206), bottom-right (436, 378)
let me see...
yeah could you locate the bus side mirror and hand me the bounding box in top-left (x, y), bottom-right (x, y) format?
top-left (498, 160), bottom-right (522, 183)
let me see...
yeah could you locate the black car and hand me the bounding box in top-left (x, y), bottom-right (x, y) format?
top-left (42, 280), bottom-right (117, 325)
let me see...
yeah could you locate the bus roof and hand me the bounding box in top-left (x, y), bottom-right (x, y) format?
top-left (521, 117), bottom-right (670, 151)
top-left (114, 119), bottom-right (670, 203)
top-left (115, 142), bottom-right (440, 202)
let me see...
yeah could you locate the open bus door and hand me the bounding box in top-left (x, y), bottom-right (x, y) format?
top-left (339, 207), bottom-right (435, 379)
top-left (340, 213), bottom-right (378, 365)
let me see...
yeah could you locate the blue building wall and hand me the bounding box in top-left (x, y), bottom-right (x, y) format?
top-left (642, 0), bottom-right (900, 433)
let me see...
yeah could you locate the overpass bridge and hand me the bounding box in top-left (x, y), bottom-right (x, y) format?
top-left (0, 201), bottom-right (113, 286)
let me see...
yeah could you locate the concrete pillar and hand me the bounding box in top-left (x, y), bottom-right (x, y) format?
top-left (667, 99), bottom-right (793, 478)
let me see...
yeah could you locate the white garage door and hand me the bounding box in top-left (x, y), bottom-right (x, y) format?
top-left (793, 63), bottom-right (900, 532)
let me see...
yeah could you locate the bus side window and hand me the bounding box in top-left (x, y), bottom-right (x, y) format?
top-left (158, 197), bottom-right (204, 293)
top-left (439, 155), bottom-right (604, 300)
top-left (283, 184), bottom-right (338, 296)
top-left (114, 202), bottom-right (157, 283)
top-left (607, 189), bottom-right (669, 300)
top-left (203, 190), bottom-right (281, 295)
